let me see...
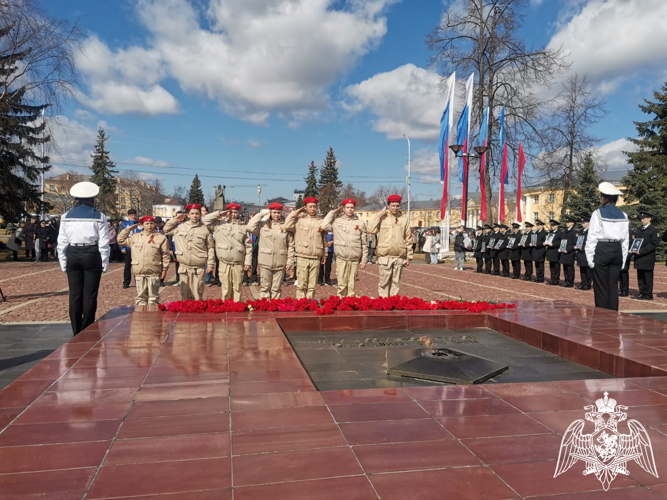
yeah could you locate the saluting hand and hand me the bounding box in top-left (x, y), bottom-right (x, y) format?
top-left (379, 206), bottom-right (388, 216)
top-left (176, 213), bottom-right (187, 222)
top-left (128, 223), bottom-right (140, 230)
top-left (219, 210), bottom-right (229, 218)
top-left (334, 206), bottom-right (344, 214)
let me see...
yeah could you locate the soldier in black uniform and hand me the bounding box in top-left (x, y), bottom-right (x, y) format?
top-left (632, 211), bottom-right (660, 300)
top-left (531, 220), bottom-right (547, 282)
top-left (545, 219), bottom-right (563, 285)
top-left (521, 222), bottom-right (534, 280)
top-left (489, 223), bottom-right (501, 275)
top-left (473, 226), bottom-right (484, 273)
top-left (559, 215), bottom-right (578, 288)
top-left (619, 226), bottom-right (633, 297)
top-left (482, 224), bottom-right (492, 274)
top-left (498, 225), bottom-right (511, 277)
top-left (507, 223), bottom-right (522, 279)
top-left (576, 216), bottom-right (592, 290)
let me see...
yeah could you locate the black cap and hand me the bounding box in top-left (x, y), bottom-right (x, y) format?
top-left (512, 223), bottom-right (521, 228)
top-left (549, 219), bottom-right (560, 226)
top-left (581, 215), bottom-right (590, 223)
top-left (535, 219), bottom-right (544, 226)
top-left (476, 225), bottom-right (483, 230)
top-left (564, 215), bottom-right (576, 223)
top-left (483, 224), bottom-right (492, 229)
top-left (154, 216), bottom-right (163, 223)
top-left (493, 223), bottom-right (501, 228)
top-left (127, 209), bottom-right (137, 215)
top-left (525, 222), bottom-right (534, 228)
top-left (501, 224), bottom-right (509, 229)
top-left (638, 210), bottom-right (653, 219)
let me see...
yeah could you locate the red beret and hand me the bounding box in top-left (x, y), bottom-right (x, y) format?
top-left (226, 203), bottom-right (241, 211)
top-left (342, 199), bottom-right (356, 206)
top-left (185, 204), bottom-right (202, 211)
top-left (268, 202), bottom-right (284, 210)
top-left (387, 195), bottom-right (402, 203)
top-left (303, 197), bottom-right (318, 204)
top-left (139, 216), bottom-right (155, 224)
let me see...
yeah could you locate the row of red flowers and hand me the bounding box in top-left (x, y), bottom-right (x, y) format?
top-left (158, 296), bottom-right (516, 315)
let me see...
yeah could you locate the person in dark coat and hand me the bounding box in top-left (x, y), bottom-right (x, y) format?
top-left (35, 220), bottom-right (51, 261)
top-left (559, 215), bottom-right (578, 287)
top-left (507, 223), bottom-right (522, 279)
top-left (23, 215), bottom-right (37, 260)
top-left (521, 222), bottom-right (534, 280)
top-left (473, 226), bottom-right (484, 273)
top-left (619, 226), bottom-right (633, 297)
top-left (498, 225), bottom-right (511, 277)
top-left (489, 224), bottom-right (501, 275)
top-left (531, 220), bottom-right (547, 282)
top-left (482, 225), bottom-right (492, 274)
top-left (545, 219), bottom-right (563, 285)
top-left (48, 218), bottom-right (60, 259)
top-left (631, 211), bottom-right (660, 300)
top-left (575, 216), bottom-right (592, 290)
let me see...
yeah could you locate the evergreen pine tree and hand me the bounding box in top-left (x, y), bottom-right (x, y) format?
top-left (295, 195), bottom-right (304, 209)
top-left (622, 82), bottom-right (667, 259)
top-left (561, 153), bottom-right (601, 218)
top-left (89, 127), bottom-right (118, 216)
top-left (0, 25), bottom-right (51, 221)
top-left (304, 161), bottom-right (319, 199)
top-left (188, 174), bottom-right (205, 205)
top-left (318, 147), bottom-right (342, 213)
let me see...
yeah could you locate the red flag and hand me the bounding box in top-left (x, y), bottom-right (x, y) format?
top-left (441, 152), bottom-right (448, 219)
top-left (499, 141), bottom-right (508, 222)
top-left (480, 151), bottom-right (487, 221)
top-left (460, 138), bottom-right (468, 225)
top-left (517, 142), bottom-right (525, 222)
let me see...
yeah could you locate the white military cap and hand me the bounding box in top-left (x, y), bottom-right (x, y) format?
top-left (598, 182), bottom-right (623, 196)
top-left (70, 181), bottom-right (100, 198)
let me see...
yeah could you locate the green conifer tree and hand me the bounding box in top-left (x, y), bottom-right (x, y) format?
top-left (622, 82), bottom-right (667, 259)
top-left (304, 161), bottom-right (319, 199)
top-left (561, 153), bottom-right (601, 219)
top-left (89, 127), bottom-right (118, 216)
top-left (0, 25), bottom-right (51, 221)
top-left (188, 174), bottom-right (205, 205)
top-left (295, 195), bottom-right (304, 209)
top-left (318, 147), bottom-right (342, 213)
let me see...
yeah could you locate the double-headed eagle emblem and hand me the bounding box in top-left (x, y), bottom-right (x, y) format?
top-left (554, 392), bottom-right (659, 490)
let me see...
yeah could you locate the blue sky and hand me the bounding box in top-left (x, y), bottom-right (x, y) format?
top-left (42, 0), bottom-right (667, 205)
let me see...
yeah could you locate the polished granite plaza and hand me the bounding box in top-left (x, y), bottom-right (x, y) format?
top-left (2, 303), bottom-right (667, 498)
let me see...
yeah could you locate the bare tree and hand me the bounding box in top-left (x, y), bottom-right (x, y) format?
top-left (170, 185), bottom-right (187, 205)
top-left (0, 0), bottom-right (81, 111)
top-left (427, 0), bottom-right (568, 222)
top-left (535, 74), bottom-right (606, 208)
top-left (368, 185), bottom-right (408, 206)
top-left (339, 183), bottom-right (368, 208)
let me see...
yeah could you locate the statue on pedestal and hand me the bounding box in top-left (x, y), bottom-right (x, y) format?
top-left (213, 185), bottom-right (226, 211)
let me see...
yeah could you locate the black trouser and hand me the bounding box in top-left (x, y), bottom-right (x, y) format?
top-left (123, 249), bottom-right (132, 286)
top-left (491, 257), bottom-right (500, 274)
top-left (523, 260), bottom-right (533, 279)
top-left (476, 257), bottom-right (483, 272)
top-left (12, 250), bottom-right (19, 261)
top-left (579, 266), bottom-right (592, 287)
top-left (593, 241), bottom-right (622, 311)
top-left (25, 248), bottom-right (35, 259)
top-left (66, 245), bottom-right (103, 335)
top-left (637, 269), bottom-right (654, 296)
top-left (319, 253), bottom-right (333, 283)
top-left (484, 257), bottom-right (492, 273)
top-left (619, 258), bottom-right (630, 293)
top-left (563, 264), bottom-right (575, 285)
top-left (511, 260), bottom-right (521, 278)
top-left (501, 260), bottom-right (510, 277)
top-left (548, 261), bottom-right (560, 283)
top-left (534, 261), bottom-right (545, 281)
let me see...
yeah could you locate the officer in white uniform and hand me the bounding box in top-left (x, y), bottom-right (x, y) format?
top-left (585, 182), bottom-right (630, 311)
top-left (57, 182), bottom-right (110, 335)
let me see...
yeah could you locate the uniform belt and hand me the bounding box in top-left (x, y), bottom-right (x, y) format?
top-left (70, 242), bottom-right (98, 247)
top-left (598, 239), bottom-right (620, 242)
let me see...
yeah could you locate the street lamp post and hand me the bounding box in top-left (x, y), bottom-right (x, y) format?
top-left (402, 134), bottom-right (411, 226)
top-left (41, 109), bottom-right (45, 219)
top-left (257, 184), bottom-right (261, 209)
top-left (449, 145), bottom-right (490, 228)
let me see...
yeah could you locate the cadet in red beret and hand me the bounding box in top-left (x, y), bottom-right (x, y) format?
top-left (368, 194), bottom-right (413, 297)
top-left (163, 203), bottom-right (215, 300)
top-left (285, 197), bottom-right (326, 299)
top-left (117, 215), bottom-right (170, 306)
top-left (321, 199), bottom-right (368, 297)
top-left (202, 202), bottom-right (252, 302)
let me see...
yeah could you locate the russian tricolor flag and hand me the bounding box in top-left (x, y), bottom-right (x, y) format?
top-left (438, 73), bottom-right (455, 220)
top-left (499, 106), bottom-right (509, 222)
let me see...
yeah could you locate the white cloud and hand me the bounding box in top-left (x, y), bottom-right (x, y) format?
top-left (246, 139), bottom-right (264, 150)
top-left (406, 148), bottom-right (463, 190)
top-left (548, 0), bottom-right (667, 92)
top-left (76, 0), bottom-right (395, 123)
top-left (345, 64), bottom-right (447, 141)
top-left (598, 138), bottom-right (636, 171)
top-left (124, 156), bottom-right (170, 168)
top-left (76, 35), bottom-right (180, 116)
top-left (46, 116), bottom-right (98, 165)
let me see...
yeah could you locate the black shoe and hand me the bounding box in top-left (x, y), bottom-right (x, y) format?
top-left (533, 279), bottom-right (544, 283)
top-left (633, 294), bottom-right (645, 300)
top-left (580, 286), bottom-right (591, 291)
top-left (619, 292), bottom-right (629, 297)
top-left (637, 294), bottom-right (654, 301)
top-left (522, 277), bottom-right (532, 281)
top-left (474, 270), bottom-right (482, 274)
top-left (123, 284), bottom-right (129, 289)
top-left (563, 283), bottom-right (574, 288)
top-left (325, 281), bottom-right (333, 286)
